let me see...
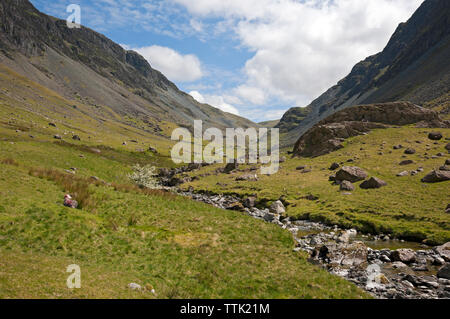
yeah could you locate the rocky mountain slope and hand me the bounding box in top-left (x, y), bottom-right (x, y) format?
top-left (293, 102), bottom-right (449, 157)
top-left (0, 0), bottom-right (256, 131)
top-left (280, 0), bottom-right (450, 147)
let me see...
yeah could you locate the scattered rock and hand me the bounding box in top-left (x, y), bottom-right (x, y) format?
top-left (236, 174), bottom-right (258, 182)
top-left (393, 145), bottom-right (403, 150)
top-left (340, 180), bottom-right (355, 191)
top-left (269, 200), bottom-right (285, 215)
top-left (54, 134), bottom-right (62, 140)
top-left (329, 162), bottom-right (340, 170)
top-left (48, 122), bottom-right (56, 127)
top-left (437, 264), bottom-right (450, 280)
top-left (435, 242), bottom-right (450, 261)
top-left (335, 166), bottom-right (368, 183)
top-left (428, 132), bottom-right (443, 141)
top-left (445, 143), bottom-right (450, 151)
top-left (243, 197), bottom-right (256, 208)
top-left (446, 204), bottom-right (450, 214)
top-left (360, 177), bottom-right (387, 189)
top-left (72, 135), bottom-right (81, 141)
top-left (439, 165), bottom-right (450, 171)
top-left (224, 161), bottom-right (239, 174)
top-left (296, 165), bottom-right (307, 171)
top-left (421, 170), bottom-right (450, 183)
top-left (404, 148), bottom-right (416, 155)
top-left (391, 249), bottom-right (416, 264)
top-left (148, 147), bottom-right (158, 153)
top-left (227, 202), bottom-right (245, 211)
top-left (399, 160), bottom-right (414, 166)
top-left (128, 283), bottom-right (142, 290)
top-left (397, 171), bottom-right (409, 177)
top-left (279, 156), bottom-right (287, 163)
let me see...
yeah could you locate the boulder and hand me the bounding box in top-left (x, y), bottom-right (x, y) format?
top-left (391, 249), bottom-right (416, 264)
top-left (236, 174), bottom-right (258, 182)
top-left (329, 162), bottom-right (340, 170)
top-left (48, 122), bottom-right (56, 127)
top-left (224, 161), bottom-right (239, 174)
top-left (437, 264), bottom-right (450, 280)
top-left (243, 197), bottom-right (256, 208)
top-left (335, 166), bottom-right (368, 183)
top-left (435, 242), bottom-right (450, 261)
top-left (397, 171), bottom-right (409, 177)
top-left (269, 200), bottom-right (285, 215)
top-left (72, 135), bottom-right (81, 141)
top-left (360, 177), bottom-right (387, 189)
top-left (393, 145), bottom-right (403, 150)
top-left (446, 204), bottom-right (450, 214)
top-left (446, 159), bottom-right (450, 165)
top-left (404, 148), bottom-right (416, 155)
top-left (128, 283), bottom-right (142, 290)
top-left (421, 170), bottom-right (450, 183)
top-left (445, 143), bottom-right (450, 151)
top-left (399, 160), bottom-right (414, 166)
top-left (54, 134), bottom-right (62, 140)
top-left (340, 180), bottom-right (355, 191)
top-left (439, 165), bottom-right (450, 171)
top-left (428, 132), bottom-right (443, 141)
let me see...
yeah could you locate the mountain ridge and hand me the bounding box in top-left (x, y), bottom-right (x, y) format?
top-left (0, 0), bottom-right (256, 131)
top-left (279, 0), bottom-right (450, 147)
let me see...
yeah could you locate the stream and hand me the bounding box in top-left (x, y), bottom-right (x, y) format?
top-left (179, 190), bottom-right (450, 299)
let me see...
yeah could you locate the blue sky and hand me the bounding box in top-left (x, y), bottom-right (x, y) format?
top-left (30, 0), bottom-right (424, 122)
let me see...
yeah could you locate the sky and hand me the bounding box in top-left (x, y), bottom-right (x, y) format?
top-left (30, 0), bottom-right (424, 122)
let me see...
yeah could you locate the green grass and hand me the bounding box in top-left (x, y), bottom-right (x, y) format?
top-left (0, 139), bottom-right (368, 299)
top-left (183, 126), bottom-right (450, 245)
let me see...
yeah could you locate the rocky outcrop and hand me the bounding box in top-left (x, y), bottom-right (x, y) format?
top-left (293, 102), bottom-right (449, 157)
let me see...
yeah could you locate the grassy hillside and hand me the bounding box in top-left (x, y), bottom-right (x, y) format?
top-left (0, 63), bottom-right (368, 299)
top-left (181, 126), bottom-right (450, 245)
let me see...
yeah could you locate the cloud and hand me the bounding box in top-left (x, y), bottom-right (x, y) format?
top-left (174, 0), bottom-right (424, 107)
top-left (189, 91), bottom-right (240, 115)
top-left (132, 45), bottom-right (204, 82)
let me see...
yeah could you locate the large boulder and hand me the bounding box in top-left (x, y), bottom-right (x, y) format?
top-left (421, 170), bottom-right (450, 183)
top-left (335, 166), bottom-right (368, 183)
top-left (360, 177), bottom-right (387, 189)
top-left (391, 249), bottom-right (416, 264)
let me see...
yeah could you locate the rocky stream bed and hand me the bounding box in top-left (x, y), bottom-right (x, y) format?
top-left (179, 190), bottom-right (450, 299)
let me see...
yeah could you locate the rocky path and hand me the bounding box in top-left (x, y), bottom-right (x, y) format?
top-left (180, 191), bottom-right (450, 299)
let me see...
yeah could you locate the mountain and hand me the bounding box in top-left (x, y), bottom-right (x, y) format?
top-left (0, 0), bottom-right (256, 132)
top-left (280, 0), bottom-right (450, 147)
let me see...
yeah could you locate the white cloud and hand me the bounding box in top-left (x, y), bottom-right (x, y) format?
top-left (174, 0), bottom-right (424, 106)
top-left (132, 45), bottom-right (203, 82)
top-left (189, 91), bottom-right (240, 115)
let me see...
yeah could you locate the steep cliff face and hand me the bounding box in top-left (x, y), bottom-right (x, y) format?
top-left (0, 0), bottom-right (256, 130)
top-left (282, 0), bottom-right (450, 147)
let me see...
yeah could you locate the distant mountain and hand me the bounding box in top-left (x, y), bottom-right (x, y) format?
top-left (280, 0), bottom-right (450, 147)
top-left (0, 0), bottom-right (256, 131)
